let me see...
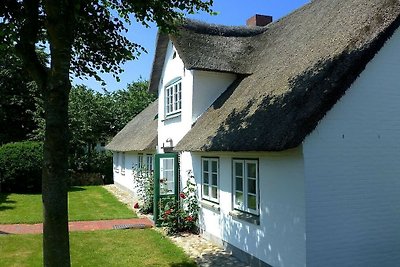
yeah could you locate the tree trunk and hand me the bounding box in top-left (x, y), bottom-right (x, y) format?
top-left (42, 78), bottom-right (71, 266)
top-left (41, 1), bottom-right (76, 266)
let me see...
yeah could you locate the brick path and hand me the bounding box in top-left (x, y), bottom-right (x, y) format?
top-left (0, 217), bottom-right (153, 235)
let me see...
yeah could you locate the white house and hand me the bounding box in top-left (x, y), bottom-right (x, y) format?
top-left (107, 0), bottom-right (400, 266)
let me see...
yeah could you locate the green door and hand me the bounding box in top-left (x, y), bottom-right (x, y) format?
top-left (153, 153), bottom-right (179, 225)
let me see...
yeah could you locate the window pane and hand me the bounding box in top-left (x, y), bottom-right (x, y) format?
top-left (203, 160), bottom-right (209, 172)
top-left (212, 174), bottom-right (218, 186)
top-left (235, 192), bottom-right (243, 207)
top-left (211, 187), bottom-right (218, 199)
top-left (203, 185), bottom-right (209, 196)
top-left (212, 161), bottom-right (218, 172)
top-left (248, 195), bottom-right (257, 210)
top-left (248, 178), bottom-right (256, 194)
top-left (203, 172), bottom-right (209, 184)
top-left (235, 162), bottom-right (243, 176)
top-left (235, 177), bottom-right (243, 191)
top-left (247, 162), bottom-right (256, 178)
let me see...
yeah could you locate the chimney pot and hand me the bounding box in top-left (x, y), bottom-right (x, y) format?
top-left (246, 14), bottom-right (273, 27)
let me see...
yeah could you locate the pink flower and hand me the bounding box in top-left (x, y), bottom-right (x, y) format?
top-left (165, 209), bottom-right (172, 215)
top-left (179, 192), bottom-right (186, 199)
top-left (134, 202), bottom-right (139, 209)
top-left (185, 216), bottom-right (194, 222)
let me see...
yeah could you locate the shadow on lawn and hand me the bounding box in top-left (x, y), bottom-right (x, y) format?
top-left (170, 262), bottom-right (197, 267)
top-left (0, 192), bottom-right (15, 211)
top-left (68, 186), bottom-right (87, 192)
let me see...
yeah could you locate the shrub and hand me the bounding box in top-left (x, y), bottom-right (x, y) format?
top-left (0, 141), bottom-right (43, 193)
top-left (133, 167), bottom-right (154, 214)
top-left (160, 171), bottom-right (199, 235)
top-left (69, 151), bottom-right (113, 185)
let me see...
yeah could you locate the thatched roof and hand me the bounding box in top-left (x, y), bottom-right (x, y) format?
top-left (105, 100), bottom-right (158, 152)
top-left (172, 0), bottom-right (400, 152)
top-left (148, 20), bottom-right (266, 94)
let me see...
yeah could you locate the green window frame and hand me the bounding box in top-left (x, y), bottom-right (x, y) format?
top-left (233, 159), bottom-right (259, 215)
top-left (202, 158), bottom-right (219, 203)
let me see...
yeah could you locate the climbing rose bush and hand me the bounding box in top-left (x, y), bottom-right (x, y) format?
top-left (161, 170), bottom-right (199, 235)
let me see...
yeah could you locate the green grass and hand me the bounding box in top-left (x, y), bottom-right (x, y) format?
top-left (0, 229), bottom-right (196, 267)
top-left (0, 186), bottom-right (136, 224)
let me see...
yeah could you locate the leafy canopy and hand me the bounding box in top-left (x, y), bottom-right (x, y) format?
top-left (1, 0), bottom-right (214, 84)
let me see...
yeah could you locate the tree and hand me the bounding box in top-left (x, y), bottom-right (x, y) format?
top-left (0, 47), bottom-right (41, 144)
top-left (1, 1), bottom-right (213, 266)
top-left (110, 80), bottom-right (156, 133)
top-left (68, 81), bottom-right (155, 155)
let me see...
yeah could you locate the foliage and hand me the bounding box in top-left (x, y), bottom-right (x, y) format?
top-left (0, 48), bottom-right (42, 145)
top-left (0, 229), bottom-right (197, 267)
top-left (69, 151), bottom-right (113, 185)
top-left (0, 141), bottom-right (43, 193)
top-left (0, 186), bottom-right (136, 224)
top-left (161, 171), bottom-right (199, 235)
top-left (133, 166), bottom-right (154, 214)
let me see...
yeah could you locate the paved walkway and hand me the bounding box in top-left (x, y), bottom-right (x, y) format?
top-left (0, 217), bottom-right (153, 235)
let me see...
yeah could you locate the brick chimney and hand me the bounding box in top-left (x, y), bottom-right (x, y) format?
top-left (246, 14), bottom-right (273, 27)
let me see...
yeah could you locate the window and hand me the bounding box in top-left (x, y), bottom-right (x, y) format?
top-left (138, 154), bottom-right (143, 169)
top-left (146, 154), bottom-right (154, 172)
top-left (202, 158), bottom-right (219, 203)
top-left (165, 79), bottom-right (182, 116)
top-left (233, 159), bottom-right (259, 215)
top-left (114, 152), bottom-right (120, 173)
top-left (121, 152), bottom-right (125, 175)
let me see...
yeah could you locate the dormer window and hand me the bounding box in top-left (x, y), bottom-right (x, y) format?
top-left (165, 79), bottom-right (182, 116)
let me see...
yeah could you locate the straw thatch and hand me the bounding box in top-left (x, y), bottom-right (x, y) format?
top-left (105, 100), bottom-right (158, 152)
top-left (171, 0), bottom-right (400, 152)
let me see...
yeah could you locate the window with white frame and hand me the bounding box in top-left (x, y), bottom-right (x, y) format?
top-left (146, 154), bottom-right (154, 172)
top-left (202, 158), bottom-right (219, 203)
top-left (114, 152), bottom-right (120, 173)
top-left (121, 152), bottom-right (125, 175)
top-left (165, 79), bottom-right (182, 116)
top-left (233, 159), bottom-right (259, 215)
top-left (138, 154), bottom-right (143, 169)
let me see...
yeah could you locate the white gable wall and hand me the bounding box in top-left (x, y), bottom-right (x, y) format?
top-left (158, 42), bottom-right (236, 152)
top-left (303, 29), bottom-right (400, 266)
top-left (157, 41), bottom-right (193, 150)
top-left (187, 150), bottom-right (306, 267)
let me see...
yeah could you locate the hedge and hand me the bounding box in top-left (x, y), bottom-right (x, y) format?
top-left (0, 141), bottom-right (43, 193)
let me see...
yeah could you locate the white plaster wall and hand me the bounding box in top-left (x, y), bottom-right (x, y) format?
top-left (112, 151), bottom-right (154, 196)
top-left (192, 71), bottom-right (236, 122)
top-left (113, 151), bottom-right (138, 194)
top-left (157, 43), bottom-right (236, 153)
top-left (303, 29), bottom-right (400, 266)
top-left (191, 150), bottom-right (306, 267)
top-left (157, 41), bottom-right (193, 152)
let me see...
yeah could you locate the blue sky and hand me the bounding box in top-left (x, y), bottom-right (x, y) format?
top-left (73, 0), bottom-right (309, 92)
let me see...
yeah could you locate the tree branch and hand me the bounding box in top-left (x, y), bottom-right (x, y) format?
top-left (15, 0), bottom-right (48, 90)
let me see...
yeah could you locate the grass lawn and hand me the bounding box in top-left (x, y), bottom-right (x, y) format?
top-left (0, 229), bottom-right (196, 267)
top-left (0, 186), bottom-right (136, 224)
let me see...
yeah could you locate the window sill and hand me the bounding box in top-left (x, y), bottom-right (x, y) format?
top-left (200, 200), bottom-right (220, 213)
top-left (229, 210), bottom-right (260, 225)
top-left (162, 111), bottom-right (181, 121)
